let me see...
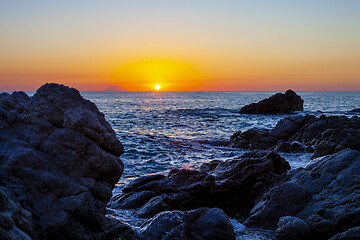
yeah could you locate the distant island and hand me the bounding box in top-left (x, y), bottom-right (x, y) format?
top-left (103, 85), bottom-right (127, 91)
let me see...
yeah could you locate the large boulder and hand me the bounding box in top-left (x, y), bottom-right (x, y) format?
top-left (110, 151), bottom-right (290, 219)
top-left (229, 114), bottom-right (360, 158)
top-left (0, 83), bottom-right (126, 239)
top-left (139, 207), bottom-right (235, 240)
top-left (246, 149), bottom-right (360, 239)
top-left (240, 89), bottom-right (304, 114)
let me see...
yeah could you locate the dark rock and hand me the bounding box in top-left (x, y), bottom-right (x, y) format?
top-left (100, 217), bottom-right (136, 240)
top-left (122, 174), bottom-right (165, 193)
top-left (312, 141), bottom-right (337, 158)
top-left (110, 190), bottom-right (157, 210)
top-left (0, 213), bottom-right (13, 230)
top-left (110, 151), bottom-right (290, 219)
top-left (349, 108), bottom-right (360, 113)
top-left (139, 210), bottom-right (187, 240)
top-left (190, 208), bottom-right (236, 240)
top-left (275, 142), bottom-right (291, 152)
top-left (289, 141), bottom-right (304, 153)
top-left (0, 188), bottom-right (33, 240)
top-left (138, 195), bottom-right (172, 218)
top-left (0, 84), bottom-right (125, 239)
top-left (307, 214), bottom-right (336, 238)
top-left (240, 90), bottom-right (304, 114)
top-left (246, 182), bottom-right (312, 228)
top-left (229, 128), bottom-right (277, 150)
top-left (139, 207), bottom-right (235, 240)
top-left (230, 114), bottom-right (360, 158)
top-left (270, 115), bottom-right (310, 139)
top-left (199, 160), bottom-right (222, 173)
top-left (305, 145), bottom-right (315, 153)
top-left (247, 149), bottom-right (360, 239)
top-left (276, 216), bottom-right (312, 240)
top-left (329, 226), bottom-right (360, 240)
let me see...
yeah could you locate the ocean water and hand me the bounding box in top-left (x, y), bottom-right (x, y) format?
top-left (82, 91), bottom-right (360, 177)
top-left (81, 91), bottom-right (360, 239)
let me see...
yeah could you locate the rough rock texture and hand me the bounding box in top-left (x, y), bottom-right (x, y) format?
top-left (0, 188), bottom-right (33, 240)
top-left (275, 216), bottom-right (312, 240)
top-left (246, 149), bottom-right (360, 240)
top-left (139, 207), bottom-right (235, 240)
top-left (0, 83), bottom-right (125, 239)
top-left (229, 114), bottom-right (360, 158)
top-left (240, 89), bottom-right (304, 114)
top-left (110, 151), bottom-right (290, 219)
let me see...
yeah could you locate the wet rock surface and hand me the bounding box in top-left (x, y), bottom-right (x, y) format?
top-left (239, 89), bottom-right (304, 114)
top-left (230, 114), bottom-right (360, 158)
top-left (139, 207), bottom-right (235, 240)
top-left (0, 84), bottom-right (125, 239)
top-left (246, 149), bottom-right (360, 239)
top-left (110, 151), bottom-right (290, 219)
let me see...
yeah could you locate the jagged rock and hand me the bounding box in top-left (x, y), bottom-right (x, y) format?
top-left (139, 207), bottom-right (235, 240)
top-left (240, 90), bottom-right (304, 114)
top-left (230, 114), bottom-right (360, 158)
top-left (110, 151), bottom-right (290, 219)
top-left (0, 84), bottom-right (125, 239)
top-left (246, 149), bottom-right (360, 239)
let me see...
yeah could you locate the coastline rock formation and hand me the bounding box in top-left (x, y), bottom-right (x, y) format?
top-left (110, 151), bottom-right (290, 219)
top-left (229, 114), bottom-right (360, 158)
top-left (246, 149), bottom-right (360, 240)
top-left (0, 84), bottom-right (127, 239)
top-left (240, 89), bottom-right (304, 114)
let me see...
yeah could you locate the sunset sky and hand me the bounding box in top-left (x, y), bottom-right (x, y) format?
top-left (1, 0), bottom-right (359, 91)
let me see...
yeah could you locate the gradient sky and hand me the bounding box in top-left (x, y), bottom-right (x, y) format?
top-left (1, 0), bottom-right (359, 91)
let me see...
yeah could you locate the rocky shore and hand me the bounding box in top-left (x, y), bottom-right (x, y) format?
top-left (229, 114), bottom-right (360, 158)
top-left (1, 85), bottom-right (359, 240)
top-left (110, 151), bottom-right (290, 219)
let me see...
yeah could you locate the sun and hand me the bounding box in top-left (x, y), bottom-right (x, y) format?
top-left (155, 84), bottom-right (161, 91)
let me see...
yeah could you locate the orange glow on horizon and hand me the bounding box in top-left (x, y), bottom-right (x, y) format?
top-left (110, 60), bottom-right (206, 91)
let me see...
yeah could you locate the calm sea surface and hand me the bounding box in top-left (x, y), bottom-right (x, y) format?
top-left (81, 91), bottom-right (360, 178)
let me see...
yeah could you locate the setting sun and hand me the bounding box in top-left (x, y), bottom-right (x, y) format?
top-left (111, 60), bottom-right (206, 91)
top-left (155, 84), bottom-right (161, 91)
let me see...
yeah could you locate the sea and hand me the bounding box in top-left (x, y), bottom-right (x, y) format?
top-left (81, 91), bottom-right (360, 239)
